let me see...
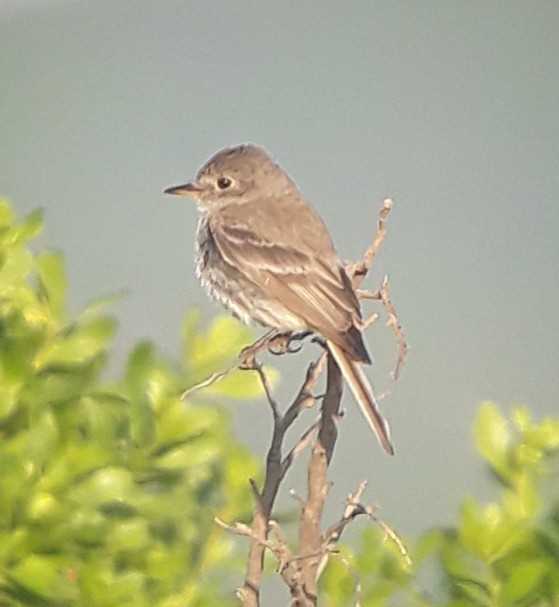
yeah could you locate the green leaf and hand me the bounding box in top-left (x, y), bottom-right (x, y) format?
top-left (37, 315), bottom-right (116, 369)
top-left (126, 341), bottom-right (177, 401)
top-left (441, 539), bottom-right (484, 581)
top-left (457, 579), bottom-right (491, 606)
top-left (80, 289), bottom-right (129, 319)
top-left (475, 402), bottom-right (512, 482)
top-left (108, 518), bottom-right (151, 553)
top-left (502, 558), bottom-right (546, 602)
top-left (0, 247), bottom-right (33, 294)
top-left (35, 250), bottom-right (66, 321)
top-left (68, 467), bottom-right (139, 509)
top-left (459, 496), bottom-right (525, 563)
top-left (8, 554), bottom-right (64, 599)
top-left (513, 405), bottom-right (559, 453)
top-left (0, 199), bottom-right (15, 228)
top-left (9, 209), bottom-right (44, 246)
top-left (502, 473), bottom-right (542, 520)
top-left (156, 403), bottom-right (222, 447)
top-left (154, 440), bottom-right (220, 471)
top-left (0, 452), bottom-right (28, 523)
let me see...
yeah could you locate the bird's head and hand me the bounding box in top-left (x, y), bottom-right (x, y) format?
top-left (164, 144), bottom-right (299, 211)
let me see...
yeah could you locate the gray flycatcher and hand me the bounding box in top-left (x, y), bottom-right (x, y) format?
top-left (164, 144), bottom-right (394, 455)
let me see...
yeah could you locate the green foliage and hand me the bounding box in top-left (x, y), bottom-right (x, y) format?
top-left (321, 403), bottom-right (559, 606)
top-left (0, 201), bottom-right (262, 606)
top-left (436, 403), bottom-right (559, 607)
top-left (3, 200), bottom-right (559, 607)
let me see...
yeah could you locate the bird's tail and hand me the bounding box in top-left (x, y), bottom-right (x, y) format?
top-left (327, 341), bottom-right (394, 455)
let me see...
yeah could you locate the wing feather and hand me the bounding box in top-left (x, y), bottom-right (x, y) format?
top-left (208, 204), bottom-right (369, 361)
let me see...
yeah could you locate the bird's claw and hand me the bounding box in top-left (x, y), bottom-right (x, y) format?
top-left (267, 330), bottom-right (313, 356)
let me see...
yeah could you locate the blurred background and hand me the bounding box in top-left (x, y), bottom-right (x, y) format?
top-left (2, 0), bottom-right (558, 545)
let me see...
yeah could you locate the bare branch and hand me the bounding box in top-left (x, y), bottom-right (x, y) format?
top-left (240, 349), bottom-right (330, 606)
top-left (281, 420), bottom-right (320, 475)
top-left (214, 517), bottom-right (263, 541)
top-left (281, 351), bottom-right (328, 434)
top-left (361, 311), bottom-right (379, 330)
top-left (379, 275), bottom-right (409, 382)
top-left (295, 354), bottom-right (343, 605)
top-left (249, 359), bottom-right (281, 421)
top-left (347, 197), bottom-right (393, 289)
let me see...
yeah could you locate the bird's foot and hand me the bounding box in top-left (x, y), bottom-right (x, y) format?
top-left (268, 330), bottom-right (314, 356)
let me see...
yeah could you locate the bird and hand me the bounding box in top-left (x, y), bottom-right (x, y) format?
top-left (164, 144), bottom-right (394, 455)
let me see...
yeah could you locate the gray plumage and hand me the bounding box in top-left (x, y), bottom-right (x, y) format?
top-left (165, 144), bottom-right (394, 455)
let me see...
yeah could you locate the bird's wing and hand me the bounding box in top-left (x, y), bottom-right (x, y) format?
top-left (208, 202), bottom-right (368, 361)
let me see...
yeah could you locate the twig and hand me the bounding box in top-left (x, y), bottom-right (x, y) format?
top-left (250, 360), bottom-right (281, 421)
top-left (281, 352), bottom-right (328, 434)
top-left (281, 420), bottom-right (321, 475)
top-left (361, 311), bottom-right (379, 330)
top-left (315, 481), bottom-right (372, 582)
top-left (348, 197), bottom-right (393, 289)
top-left (371, 515), bottom-right (412, 568)
top-left (379, 275), bottom-right (409, 382)
top-left (356, 279), bottom-right (409, 384)
top-left (322, 481), bottom-right (372, 547)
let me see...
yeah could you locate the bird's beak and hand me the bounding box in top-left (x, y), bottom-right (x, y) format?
top-left (163, 182), bottom-right (202, 197)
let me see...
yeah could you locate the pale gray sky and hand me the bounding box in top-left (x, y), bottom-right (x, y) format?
top-left (2, 0), bottom-right (558, 567)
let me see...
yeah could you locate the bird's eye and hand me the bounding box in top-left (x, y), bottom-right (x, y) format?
top-left (217, 177), bottom-right (232, 190)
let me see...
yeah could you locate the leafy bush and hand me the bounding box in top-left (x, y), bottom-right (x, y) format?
top-left (0, 201), bottom-right (262, 607)
top-left (321, 403), bottom-right (559, 606)
top-left (2, 200), bottom-right (558, 606)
